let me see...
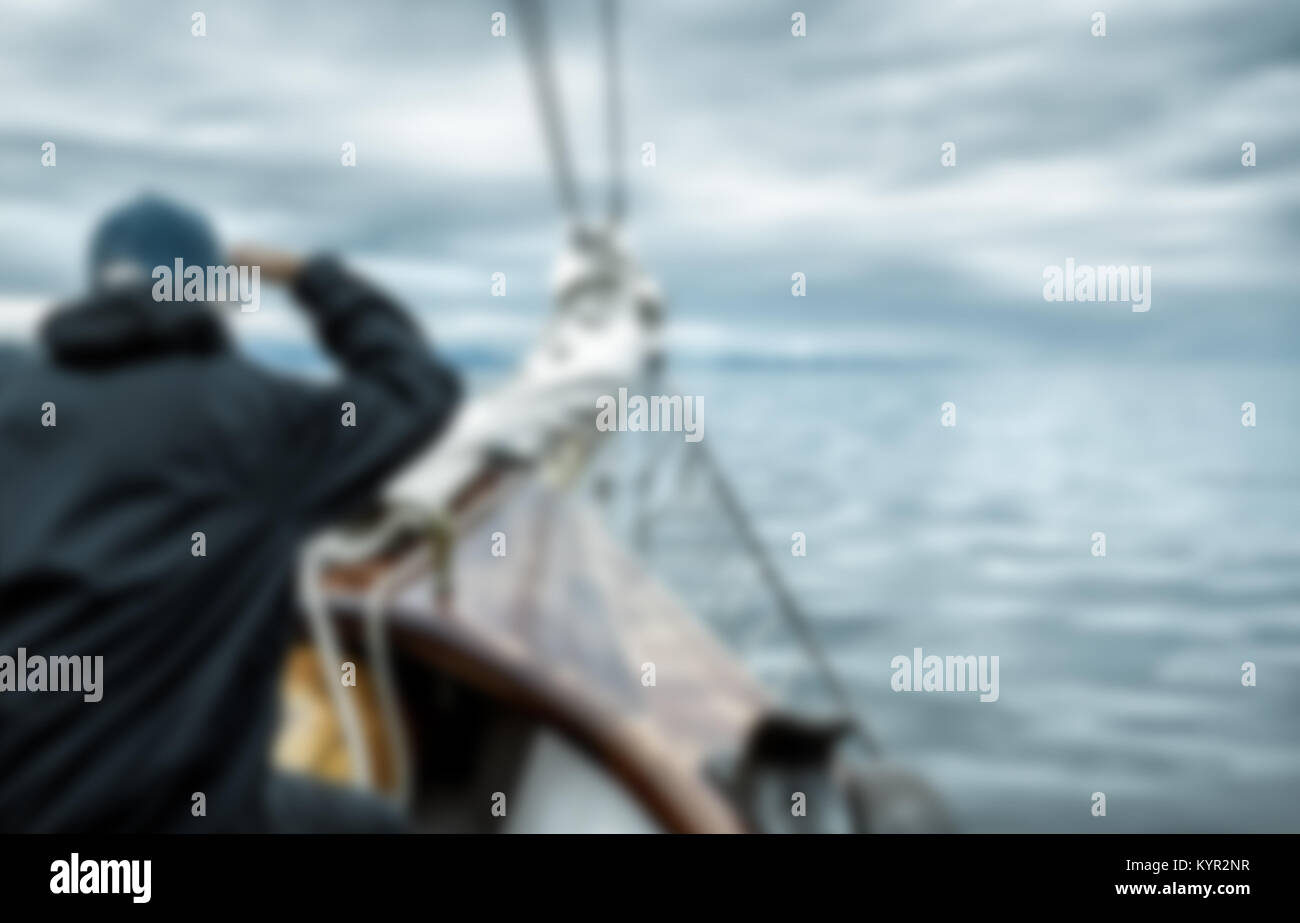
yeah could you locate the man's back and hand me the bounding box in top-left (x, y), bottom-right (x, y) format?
top-left (0, 258), bottom-right (460, 831)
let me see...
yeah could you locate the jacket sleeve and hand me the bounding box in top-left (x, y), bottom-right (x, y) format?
top-left (268, 255), bottom-right (462, 526)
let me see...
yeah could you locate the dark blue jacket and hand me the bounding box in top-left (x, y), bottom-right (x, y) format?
top-left (0, 257), bottom-right (460, 831)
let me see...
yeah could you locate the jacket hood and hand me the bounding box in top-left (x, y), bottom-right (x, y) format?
top-left (42, 290), bottom-right (228, 366)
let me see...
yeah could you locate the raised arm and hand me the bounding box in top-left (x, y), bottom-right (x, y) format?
top-left (234, 245), bottom-right (462, 526)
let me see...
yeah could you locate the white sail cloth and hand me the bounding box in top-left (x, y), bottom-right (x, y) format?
top-left (383, 232), bottom-right (662, 513)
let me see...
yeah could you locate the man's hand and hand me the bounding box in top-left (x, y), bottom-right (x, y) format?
top-left (228, 244), bottom-right (303, 284)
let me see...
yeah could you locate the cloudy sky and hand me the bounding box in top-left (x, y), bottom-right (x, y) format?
top-left (1, 0), bottom-right (1296, 363)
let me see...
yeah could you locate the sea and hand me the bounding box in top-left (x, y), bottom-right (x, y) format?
top-left (667, 359), bottom-right (1300, 833)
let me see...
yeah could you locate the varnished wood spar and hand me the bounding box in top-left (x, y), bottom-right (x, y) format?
top-left (317, 480), bottom-right (767, 833)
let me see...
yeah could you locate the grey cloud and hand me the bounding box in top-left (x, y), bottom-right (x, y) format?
top-left (1, 0), bottom-right (1296, 360)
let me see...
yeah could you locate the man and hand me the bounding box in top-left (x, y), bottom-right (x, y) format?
top-left (0, 195), bottom-right (461, 831)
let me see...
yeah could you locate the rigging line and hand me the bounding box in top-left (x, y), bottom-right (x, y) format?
top-left (599, 0), bottom-right (625, 224)
top-left (693, 440), bottom-right (883, 757)
top-left (512, 0), bottom-right (584, 222)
